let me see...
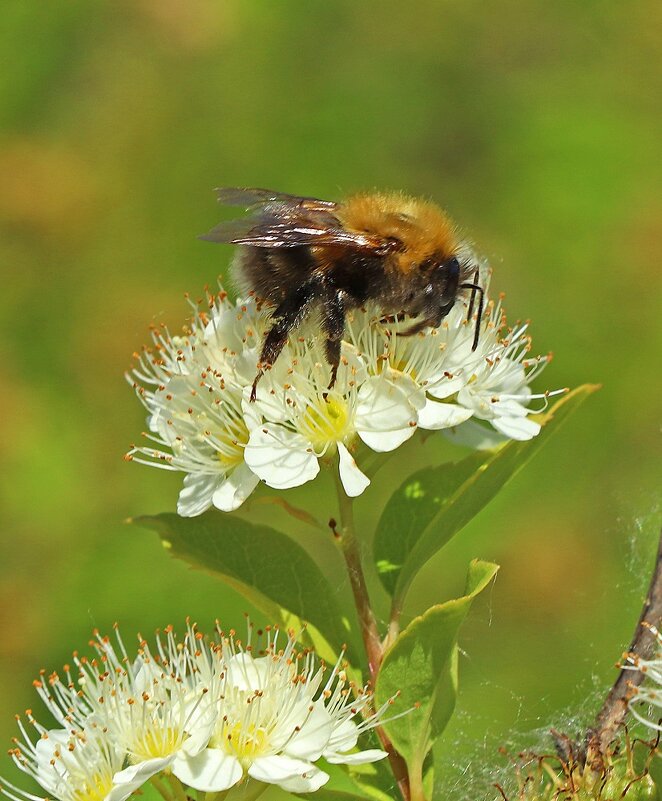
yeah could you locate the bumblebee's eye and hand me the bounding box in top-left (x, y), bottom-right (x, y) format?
top-left (444, 256), bottom-right (460, 280)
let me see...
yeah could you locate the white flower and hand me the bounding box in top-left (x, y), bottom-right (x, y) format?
top-left (346, 293), bottom-right (558, 443)
top-left (4, 726), bottom-right (130, 801)
top-left (173, 625), bottom-right (389, 794)
top-left (2, 624), bottom-right (395, 800)
top-left (83, 629), bottom-right (215, 791)
top-left (345, 303), bottom-right (476, 432)
top-left (126, 292), bottom-right (263, 516)
top-left (127, 284), bottom-right (557, 514)
top-left (243, 342), bottom-right (419, 497)
top-left (450, 298), bottom-right (555, 441)
top-left (4, 626), bottom-right (216, 799)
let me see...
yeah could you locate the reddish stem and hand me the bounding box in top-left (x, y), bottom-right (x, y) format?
top-left (334, 477), bottom-right (412, 801)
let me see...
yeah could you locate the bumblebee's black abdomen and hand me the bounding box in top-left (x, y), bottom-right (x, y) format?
top-left (326, 253), bottom-right (386, 306)
top-left (233, 246), bottom-right (387, 309)
top-left (232, 246), bottom-right (317, 304)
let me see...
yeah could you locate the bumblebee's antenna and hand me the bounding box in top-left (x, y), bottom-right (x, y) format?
top-left (459, 272), bottom-right (484, 351)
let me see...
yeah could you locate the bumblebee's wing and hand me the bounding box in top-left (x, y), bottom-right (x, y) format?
top-left (200, 213), bottom-right (389, 250)
top-left (201, 188), bottom-right (395, 253)
top-left (214, 187), bottom-right (338, 212)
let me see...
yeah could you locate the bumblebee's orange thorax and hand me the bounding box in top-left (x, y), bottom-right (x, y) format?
top-left (338, 192), bottom-right (458, 273)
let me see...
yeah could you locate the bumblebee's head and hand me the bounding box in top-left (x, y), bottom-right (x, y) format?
top-left (419, 253), bottom-right (462, 312)
top-left (438, 255), bottom-right (461, 309)
top-left (418, 253), bottom-right (484, 350)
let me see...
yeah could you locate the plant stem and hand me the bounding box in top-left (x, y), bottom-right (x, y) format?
top-left (166, 774), bottom-right (190, 801)
top-left (150, 776), bottom-right (176, 801)
top-left (334, 476), bottom-right (383, 682)
top-left (205, 791), bottom-right (229, 801)
top-left (236, 780), bottom-right (269, 800)
top-left (586, 527), bottom-right (662, 766)
top-left (333, 473), bottom-right (412, 801)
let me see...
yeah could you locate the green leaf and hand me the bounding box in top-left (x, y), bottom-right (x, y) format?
top-left (374, 560), bottom-right (498, 787)
top-left (132, 511), bottom-right (357, 662)
top-left (374, 384), bottom-right (598, 605)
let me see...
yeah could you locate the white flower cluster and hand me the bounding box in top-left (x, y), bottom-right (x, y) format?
top-left (2, 624), bottom-right (391, 801)
top-left (127, 286), bottom-right (554, 516)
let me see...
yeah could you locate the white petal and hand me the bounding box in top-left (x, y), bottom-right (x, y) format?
top-left (172, 749), bottom-right (243, 792)
top-left (34, 732), bottom-right (72, 791)
top-left (106, 785), bottom-right (139, 801)
top-left (241, 398), bottom-right (263, 430)
top-left (178, 695), bottom-right (217, 749)
top-left (35, 730), bottom-right (69, 761)
top-left (492, 361), bottom-right (529, 393)
top-left (131, 655), bottom-right (161, 694)
top-left (268, 697), bottom-right (324, 753)
top-left (335, 344), bottom-right (368, 388)
top-left (243, 377), bottom-right (294, 423)
top-left (249, 755), bottom-right (325, 792)
top-left (284, 703), bottom-right (333, 760)
top-left (356, 376), bottom-right (418, 435)
top-left (177, 472), bottom-right (219, 517)
top-left (358, 426), bottom-right (415, 452)
top-left (113, 756), bottom-right (175, 786)
top-left (276, 766), bottom-right (329, 793)
top-left (492, 415), bottom-right (541, 440)
top-left (456, 387), bottom-right (493, 418)
top-left (212, 463), bottom-right (260, 511)
top-left (182, 711), bottom-right (218, 757)
top-left (244, 425), bottom-right (319, 489)
top-left (325, 748), bottom-right (388, 765)
top-left (149, 378), bottom-right (189, 438)
top-left (442, 419), bottom-right (509, 451)
top-left (226, 653), bottom-right (269, 692)
top-left (417, 399), bottom-right (473, 430)
top-left (248, 754), bottom-right (311, 781)
top-left (427, 373), bottom-right (467, 399)
top-left (490, 397), bottom-right (531, 418)
top-left (337, 442), bottom-right (371, 497)
top-left (326, 718), bottom-right (358, 753)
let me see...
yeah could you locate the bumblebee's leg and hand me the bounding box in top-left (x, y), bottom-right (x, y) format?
top-left (379, 311), bottom-right (408, 325)
top-left (400, 314), bottom-right (440, 337)
top-left (251, 275), bottom-right (324, 401)
top-left (321, 290), bottom-right (346, 391)
top-left (466, 269), bottom-right (480, 320)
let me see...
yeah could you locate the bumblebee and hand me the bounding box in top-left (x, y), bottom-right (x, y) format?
top-left (201, 188), bottom-right (484, 399)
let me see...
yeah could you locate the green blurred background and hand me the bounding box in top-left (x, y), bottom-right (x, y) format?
top-left (1, 1), bottom-right (660, 797)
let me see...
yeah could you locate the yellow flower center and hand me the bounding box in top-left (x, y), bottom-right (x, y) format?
top-left (219, 720), bottom-right (269, 763)
top-left (216, 417), bottom-right (249, 468)
top-left (374, 352), bottom-right (417, 381)
top-left (300, 397), bottom-right (350, 449)
top-left (71, 774), bottom-right (113, 801)
top-left (130, 726), bottom-right (182, 762)
top-left (390, 359), bottom-right (417, 379)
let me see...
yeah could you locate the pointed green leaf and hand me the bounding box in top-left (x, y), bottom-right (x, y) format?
top-left (374, 385), bottom-right (598, 605)
top-left (132, 511), bottom-right (357, 661)
top-left (375, 560), bottom-right (498, 775)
